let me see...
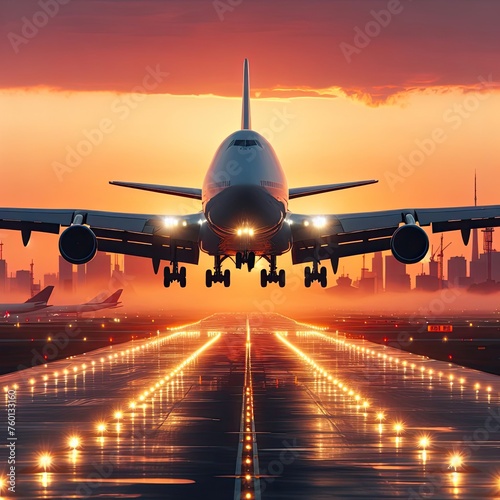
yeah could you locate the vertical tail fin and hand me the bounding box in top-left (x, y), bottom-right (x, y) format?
top-left (241, 58), bottom-right (251, 130)
top-left (25, 286), bottom-right (54, 304)
top-left (102, 289), bottom-right (123, 304)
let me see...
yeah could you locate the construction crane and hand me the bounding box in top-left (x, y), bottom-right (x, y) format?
top-left (437, 234), bottom-right (451, 288)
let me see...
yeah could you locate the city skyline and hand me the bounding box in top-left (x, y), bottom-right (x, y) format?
top-left (1, 1), bottom-right (499, 299)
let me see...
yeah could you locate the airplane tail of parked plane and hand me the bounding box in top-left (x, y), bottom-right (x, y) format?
top-left (25, 286), bottom-right (54, 304)
top-left (102, 289), bottom-right (123, 304)
top-left (87, 289), bottom-right (123, 305)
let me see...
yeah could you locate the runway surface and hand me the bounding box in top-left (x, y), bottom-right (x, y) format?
top-left (0, 313), bottom-right (499, 499)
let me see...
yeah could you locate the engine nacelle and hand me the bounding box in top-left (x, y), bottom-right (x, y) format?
top-left (59, 225), bottom-right (97, 265)
top-left (390, 223), bottom-right (429, 264)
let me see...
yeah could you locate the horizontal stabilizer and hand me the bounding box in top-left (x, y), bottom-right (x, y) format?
top-left (110, 181), bottom-right (202, 200)
top-left (289, 180), bottom-right (378, 199)
top-left (25, 286), bottom-right (54, 304)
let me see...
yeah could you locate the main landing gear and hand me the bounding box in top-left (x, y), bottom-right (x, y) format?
top-left (164, 262), bottom-right (187, 288)
top-left (304, 261), bottom-right (327, 288)
top-left (260, 255), bottom-right (285, 288)
top-left (235, 251), bottom-right (256, 271)
top-left (206, 255), bottom-right (231, 288)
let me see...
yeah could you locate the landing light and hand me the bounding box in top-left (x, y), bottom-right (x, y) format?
top-left (163, 217), bottom-right (179, 227)
top-left (237, 227), bottom-right (255, 237)
top-left (313, 216), bottom-right (327, 228)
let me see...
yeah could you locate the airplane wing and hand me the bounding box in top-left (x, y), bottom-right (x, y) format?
top-left (289, 180), bottom-right (378, 199)
top-left (0, 208), bottom-right (202, 273)
top-left (289, 205), bottom-right (500, 271)
top-left (109, 181), bottom-right (202, 200)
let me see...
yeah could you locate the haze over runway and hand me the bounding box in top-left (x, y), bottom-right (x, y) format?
top-left (1, 314), bottom-right (499, 499)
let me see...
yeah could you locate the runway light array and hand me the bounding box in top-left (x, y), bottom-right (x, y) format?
top-left (276, 332), bottom-right (373, 414)
top-left (293, 329), bottom-right (498, 403)
top-left (127, 333), bottom-right (222, 414)
top-left (236, 321), bottom-right (260, 500)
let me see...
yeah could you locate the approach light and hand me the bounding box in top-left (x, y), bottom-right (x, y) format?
top-left (448, 452), bottom-right (463, 471)
top-left (68, 436), bottom-right (81, 449)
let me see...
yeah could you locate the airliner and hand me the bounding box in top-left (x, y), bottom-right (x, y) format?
top-left (0, 60), bottom-right (499, 288)
top-left (45, 289), bottom-right (123, 316)
top-left (0, 286), bottom-right (53, 317)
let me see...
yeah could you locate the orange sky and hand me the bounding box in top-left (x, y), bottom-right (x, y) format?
top-left (0, 0), bottom-right (499, 305)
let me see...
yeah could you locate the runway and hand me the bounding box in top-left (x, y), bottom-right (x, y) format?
top-left (0, 313), bottom-right (499, 499)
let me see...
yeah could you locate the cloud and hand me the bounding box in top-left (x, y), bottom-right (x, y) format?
top-left (1, 0), bottom-right (499, 103)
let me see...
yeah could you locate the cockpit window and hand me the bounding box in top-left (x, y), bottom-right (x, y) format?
top-left (228, 139), bottom-right (262, 148)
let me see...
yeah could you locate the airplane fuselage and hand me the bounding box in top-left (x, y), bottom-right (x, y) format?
top-left (0, 302), bottom-right (49, 317)
top-left (201, 130), bottom-right (291, 256)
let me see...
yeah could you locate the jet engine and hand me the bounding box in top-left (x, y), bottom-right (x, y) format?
top-left (59, 224), bottom-right (97, 265)
top-left (390, 215), bottom-right (429, 264)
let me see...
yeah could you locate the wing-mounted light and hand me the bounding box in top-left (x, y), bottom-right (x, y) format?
top-left (390, 213), bottom-right (429, 264)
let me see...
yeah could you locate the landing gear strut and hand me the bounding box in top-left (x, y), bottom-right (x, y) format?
top-left (164, 262), bottom-right (187, 288)
top-left (260, 255), bottom-right (285, 288)
top-left (304, 261), bottom-right (327, 288)
top-left (206, 255), bottom-right (231, 288)
top-left (235, 251), bottom-right (255, 271)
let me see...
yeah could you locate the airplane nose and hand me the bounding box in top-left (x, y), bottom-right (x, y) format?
top-left (205, 185), bottom-right (285, 235)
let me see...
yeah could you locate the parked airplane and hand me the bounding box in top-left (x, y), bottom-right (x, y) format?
top-left (46, 289), bottom-right (123, 315)
top-left (0, 286), bottom-right (54, 317)
top-left (0, 60), bottom-right (499, 288)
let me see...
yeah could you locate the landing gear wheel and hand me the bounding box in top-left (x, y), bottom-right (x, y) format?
top-left (278, 269), bottom-right (286, 288)
top-left (235, 252), bottom-right (243, 269)
top-left (163, 267), bottom-right (171, 288)
top-left (247, 252), bottom-right (256, 271)
top-left (179, 267), bottom-right (187, 288)
top-left (223, 269), bottom-right (231, 287)
top-left (260, 269), bottom-right (268, 288)
top-left (304, 266), bottom-right (311, 288)
top-left (205, 269), bottom-right (213, 288)
top-left (319, 266), bottom-right (327, 288)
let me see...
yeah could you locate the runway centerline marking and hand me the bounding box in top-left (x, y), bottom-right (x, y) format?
top-left (234, 317), bottom-right (261, 500)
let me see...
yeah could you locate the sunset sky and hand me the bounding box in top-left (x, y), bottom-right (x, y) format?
top-left (1, 0), bottom-right (499, 306)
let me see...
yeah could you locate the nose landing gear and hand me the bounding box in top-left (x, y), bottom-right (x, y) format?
top-left (235, 251), bottom-right (256, 271)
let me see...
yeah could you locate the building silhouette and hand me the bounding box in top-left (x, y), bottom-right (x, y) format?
top-left (59, 256), bottom-right (73, 293)
top-left (0, 259), bottom-right (6, 293)
top-left (470, 251), bottom-right (500, 283)
top-left (86, 253), bottom-right (111, 288)
top-left (124, 255), bottom-right (157, 288)
top-left (371, 252), bottom-right (383, 292)
top-left (13, 270), bottom-right (31, 295)
top-left (44, 273), bottom-right (57, 288)
top-left (448, 256), bottom-right (467, 287)
top-left (415, 273), bottom-right (439, 291)
top-left (385, 255), bottom-right (410, 292)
